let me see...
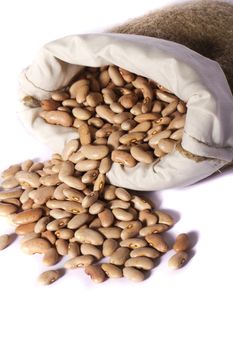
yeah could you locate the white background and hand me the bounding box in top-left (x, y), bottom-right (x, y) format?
top-left (0, 1), bottom-right (233, 350)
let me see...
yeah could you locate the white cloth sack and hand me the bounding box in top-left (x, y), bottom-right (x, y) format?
top-left (18, 33), bottom-right (233, 191)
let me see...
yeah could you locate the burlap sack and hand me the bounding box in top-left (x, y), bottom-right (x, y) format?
top-left (18, 33), bottom-right (233, 190)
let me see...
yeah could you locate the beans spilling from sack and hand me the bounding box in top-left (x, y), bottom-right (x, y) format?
top-left (25, 65), bottom-right (186, 165)
top-left (0, 154), bottom-right (191, 284)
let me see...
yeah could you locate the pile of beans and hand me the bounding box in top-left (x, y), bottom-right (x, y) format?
top-left (0, 65), bottom-right (192, 285)
top-left (0, 154), bottom-right (191, 284)
top-left (25, 65), bottom-right (186, 166)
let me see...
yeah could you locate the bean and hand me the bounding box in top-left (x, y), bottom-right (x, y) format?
top-left (67, 213), bottom-right (91, 229)
top-left (12, 208), bottom-right (42, 224)
top-left (96, 105), bottom-right (115, 123)
top-left (68, 242), bottom-right (80, 258)
top-left (0, 234), bottom-right (11, 251)
top-left (168, 252), bottom-right (189, 269)
top-left (21, 238), bottom-right (51, 254)
top-left (75, 160), bottom-right (100, 172)
top-left (121, 220), bottom-right (142, 239)
top-left (82, 191), bottom-right (99, 208)
top-left (46, 218), bottom-right (70, 231)
top-left (139, 210), bottom-right (158, 226)
top-left (72, 107), bottom-right (92, 120)
top-left (0, 203), bottom-right (18, 216)
top-left (85, 265), bottom-right (106, 283)
top-left (139, 224), bottom-right (169, 236)
top-left (75, 228), bottom-right (104, 246)
top-left (173, 233), bottom-right (190, 252)
top-left (158, 139), bottom-right (176, 153)
top-left (0, 189), bottom-right (23, 200)
top-left (102, 238), bottom-right (118, 257)
top-left (15, 171), bottom-right (40, 188)
top-left (55, 228), bottom-right (74, 240)
top-left (98, 208), bottom-right (114, 227)
top-left (64, 255), bottom-right (94, 269)
top-left (62, 139), bottom-right (79, 161)
top-left (130, 247), bottom-right (160, 259)
top-left (37, 270), bottom-right (62, 285)
top-left (108, 66), bottom-right (124, 86)
top-left (1, 176), bottom-right (19, 189)
top-left (80, 243), bottom-right (103, 260)
top-left (82, 169), bottom-right (99, 184)
top-left (34, 217), bottom-right (51, 233)
top-left (145, 234), bottom-right (169, 253)
top-left (81, 145), bottom-right (109, 160)
top-left (15, 222), bottom-right (36, 235)
top-left (79, 122), bottom-right (92, 145)
top-left (110, 247), bottom-right (130, 265)
top-left (1, 164), bottom-right (21, 179)
top-left (109, 199), bottom-right (130, 210)
top-left (154, 210), bottom-right (174, 226)
top-left (43, 248), bottom-right (60, 266)
top-left (112, 208), bottom-right (134, 221)
top-left (125, 257), bottom-right (154, 270)
top-left (55, 239), bottom-right (69, 256)
top-left (130, 145), bottom-right (153, 164)
top-left (120, 238), bottom-right (147, 249)
top-left (29, 186), bottom-right (55, 205)
top-left (39, 110), bottom-right (73, 127)
top-left (41, 230), bottom-right (57, 245)
top-left (49, 209), bottom-right (72, 219)
top-left (123, 267), bottom-right (145, 282)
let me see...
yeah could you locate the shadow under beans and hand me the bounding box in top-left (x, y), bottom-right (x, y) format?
top-left (190, 163), bottom-right (233, 188)
top-left (188, 230), bottom-right (199, 249)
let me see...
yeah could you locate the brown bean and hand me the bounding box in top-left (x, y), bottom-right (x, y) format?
top-left (145, 234), bottom-right (169, 253)
top-left (168, 252), bottom-right (189, 269)
top-left (173, 233), bottom-right (190, 252)
top-left (75, 160), bottom-right (100, 172)
top-left (111, 150), bottom-right (136, 167)
top-left (80, 243), bottom-right (103, 260)
top-left (110, 247), bottom-right (130, 265)
top-left (67, 213), bottom-right (91, 229)
top-left (68, 242), bottom-right (80, 258)
top-left (21, 238), bottom-right (51, 254)
top-left (123, 267), bottom-right (145, 282)
top-left (101, 263), bottom-right (122, 278)
top-left (75, 228), bottom-right (104, 246)
top-left (130, 145), bottom-right (153, 164)
top-left (55, 239), bottom-right (69, 256)
top-left (1, 164), bottom-right (21, 179)
top-left (37, 269), bottom-right (62, 285)
top-left (98, 208), bottom-right (114, 227)
top-left (15, 222), bottom-right (36, 235)
top-left (0, 234), bottom-right (11, 251)
top-left (125, 257), bottom-right (154, 270)
top-left (139, 224), bottom-right (169, 236)
top-left (120, 238), bottom-right (147, 249)
top-left (130, 247), bottom-right (160, 259)
top-left (43, 248), bottom-right (60, 266)
top-left (0, 203), bottom-right (18, 216)
top-left (39, 110), bottom-right (73, 127)
top-left (64, 255), bottom-right (94, 269)
top-left (154, 210), bottom-right (174, 226)
top-left (139, 211), bottom-right (158, 226)
top-left (85, 265), bottom-right (106, 283)
top-left (12, 208), bottom-right (42, 225)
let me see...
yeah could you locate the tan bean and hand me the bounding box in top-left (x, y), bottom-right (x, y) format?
top-left (45, 216), bottom-right (69, 230)
top-left (37, 269), bottom-right (62, 285)
top-left (21, 238), bottom-right (51, 254)
top-left (82, 191), bottom-right (98, 208)
top-left (2, 198), bottom-right (21, 206)
top-left (145, 234), bottom-right (169, 252)
top-left (173, 233), bottom-right (190, 252)
top-left (119, 132), bottom-right (145, 145)
top-left (81, 145), bottom-right (109, 160)
top-left (67, 213), bottom-right (91, 229)
top-left (130, 145), bottom-right (154, 164)
top-left (99, 157), bottom-right (112, 174)
top-left (0, 234), bottom-right (11, 251)
top-left (153, 145), bottom-right (166, 158)
top-left (15, 171), bottom-right (40, 188)
top-left (40, 174), bottom-right (60, 186)
top-left (68, 242), bottom-right (80, 258)
top-left (55, 228), bottom-right (74, 240)
top-left (134, 113), bottom-right (160, 123)
top-left (107, 130), bottom-right (124, 149)
top-left (86, 92), bottom-right (103, 107)
top-left (41, 230), bottom-right (57, 245)
top-left (64, 255), bottom-right (94, 269)
top-left (108, 65), bottom-right (124, 86)
top-left (1, 164), bottom-right (21, 179)
top-left (21, 160), bottom-right (34, 171)
top-left (43, 248), bottom-right (60, 266)
top-left (120, 238), bottom-right (147, 249)
top-left (158, 139), bottom-right (176, 153)
top-left (15, 222), bottom-right (36, 235)
top-left (170, 128), bottom-right (184, 141)
top-left (69, 150), bottom-right (85, 163)
top-left (29, 186), bottom-right (55, 205)
top-left (62, 99), bottom-right (78, 108)
top-left (89, 217), bottom-right (102, 229)
top-left (89, 201), bottom-right (104, 215)
top-left (148, 130), bottom-right (172, 147)
top-left (130, 247), bottom-right (160, 259)
top-left (130, 121), bottom-right (151, 133)
top-left (41, 99), bottom-right (60, 111)
top-left (121, 119), bottom-right (137, 131)
top-left (39, 110), bottom-right (73, 127)
top-left (75, 228), bottom-right (104, 245)
top-left (99, 70), bottom-right (110, 88)
top-left (154, 210), bottom-right (174, 226)
top-left (139, 224), bottom-right (169, 236)
top-left (0, 188), bottom-right (23, 201)
top-left (52, 91), bottom-right (70, 101)
top-left (49, 209), bottom-right (72, 219)
top-left (101, 263), bottom-right (122, 278)
top-left (168, 115), bottom-right (185, 129)
top-left (62, 139), bottom-right (79, 161)
top-left (1, 176), bottom-right (19, 189)
top-left (98, 208), bottom-right (114, 227)
top-left (96, 105), bottom-right (115, 123)
top-left (69, 79), bottom-right (89, 98)
top-left (79, 122), bottom-right (92, 145)
top-left (168, 251), bottom-right (188, 269)
top-left (123, 267), bottom-right (145, 282)
top-left (139, 210), bottom-right (158, 226)
top-left (53, 183), bottom-right (69, 200)
top-left (75, 160), bottom-right (100, 172)
top-left (110, 247), bottom-right (130, 265)
top-left (161, 100), bottom-right (178, 117)
top-left (62, 176), bottom-right (86, 191)
top-left (110, 102), bottom-right (124, 113)
top-left (125, 257), bottom-right (154, 270)
top-left (0, 203), bottom-right (18, 216)
top-left (80, 243), bottom-right (103, 260)
top-left (103, 185), bottom-right (116, 201)
top-left (81, 169), bottom-right (99, 184)
top-left (85, 265), bottom-right (106, 283)
top-left (76, 84), bottom-right (89, 104)
top-left (131, 196), bottom-right (152, 211)
top-left (102, 238), bottom-right (119, 256)
top-left (155, 90), bottom-right (178, 103)
top-left (12, 208), bottom-right (42, 224)
top-left (115, 188), bottom-right (131, 202)
top-left (72, 107), bottom-right (92, 120)
top-left (93, 173), bottom-right (105, 192)
top-left (120, 221), bottom-right (142, 240)
top-left (108, 199), bottom-right (130, 210)
top-left (111, 150), bottom-right (136, 167)
top-left (34, 217), bottom-right (51, 234)
top-left (55, 238), bottom-right (68, 256)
